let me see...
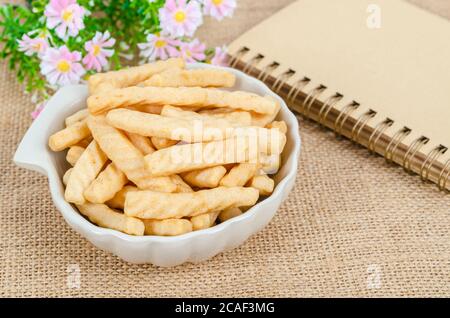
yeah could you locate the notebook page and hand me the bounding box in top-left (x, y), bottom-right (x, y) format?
top-left (228, 0), bottom-right (450, 154)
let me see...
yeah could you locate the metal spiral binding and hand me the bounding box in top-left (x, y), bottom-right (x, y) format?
top-left (402, 136), bottom-right (429, 174)
top-left (242, 54), bottom-right (264, 74)
top-left (438, 158), bottom-right (450, 191)
top-left (420, 145), bottom-right (447, 182)
top-left (302, 85), bottom-right (326, 119)
top-left (368, 118), bottom-right (394, 153)
top-left (317, 93), bottom-right (343, 126)
top-left (258, 61), bottom-right (280, 82)
top-left (334, 102), bottom-right (359, 137)
top-left (229, 47), bottom-right (249, 68)
top-left (286, 77), bottom-right (310, 103)
top-left (350, 110), bottom-right (376, 143)
top-left (385, 127), bottom-right (411, 163)
top-left (272, 69), bottom-right (296, 94)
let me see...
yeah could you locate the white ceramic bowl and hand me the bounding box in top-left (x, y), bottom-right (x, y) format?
top-left (13, 63), bottom-right (301, 266)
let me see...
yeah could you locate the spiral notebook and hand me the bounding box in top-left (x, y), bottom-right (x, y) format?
top-left (228, 0), bottom-right (450, 191)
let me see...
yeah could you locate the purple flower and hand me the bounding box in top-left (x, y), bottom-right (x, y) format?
top-left (31, 101), bottom-right (47, 120)
top-left (203, 0), bottom-right (236, 21)
top-left (82, 31), bottom-right (116, 72)
top-left (40, 45), bottom-right (85, 86)
top-left (179, 38), bottom-right (206, 63)
top-left (138, 33), bottom-right (180, 62)
top-left (17, 33), bottom-right (49, 57)
top-left (44, 0), bottom-right (88, 39)
top-left (159, 0), bottom-right (203, 37)
top-left (211, 46), bottom-right (229, 66)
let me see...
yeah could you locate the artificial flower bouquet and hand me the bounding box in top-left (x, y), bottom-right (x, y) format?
top-left (0, 0), bottom-right (236, 118)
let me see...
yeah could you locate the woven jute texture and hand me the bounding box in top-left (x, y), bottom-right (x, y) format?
top-left (1, 0), bottom-right (450, 298)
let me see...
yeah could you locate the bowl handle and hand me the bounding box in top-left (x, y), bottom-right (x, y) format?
top-left (13, 110), bottom-right (52, 176)
top-left (13, 85), bottom-right (88, 176)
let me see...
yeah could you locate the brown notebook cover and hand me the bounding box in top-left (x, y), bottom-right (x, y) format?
top-left (228, 0), bottom-right (450, 191)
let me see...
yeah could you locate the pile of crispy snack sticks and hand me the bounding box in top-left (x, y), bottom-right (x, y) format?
top-left (49, 58), bottom-right (287, 236)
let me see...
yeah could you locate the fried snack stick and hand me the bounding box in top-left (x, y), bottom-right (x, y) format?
top-left (63, 168), bottom-right (73, 186)
top-left (190, 211), bottom-right (220, 231)
top-left (87, 86), bottom-right (207, 114)
top-left (250, 101), bottom-right (281, 127)
top-left (65, 109), bottom-right (89, 126)
top-left (161, 104), bottom-right (218, 120)
top-left (126, 105), bottom-right (164, 114)
top-left (250, 112), bottom-right (277, 127)
top-left (125, 132), bottom-right (155, 155)
top-left (136, 105), bottom-right (164, 114)
top-left (65, 140), bottom-right (108, 204)
top-left (170, 175), bottom-right (194, 193)
top-left (84, 163), bottom-right (128, 203)
top-left (198, 108), bottom-right (252, 126)
top-left (127, 104), bottom-right (200, 114)
top-left (107, 109), bottom-right (286, 146)
top-left (144, 137), bottom-right (259, 176)
top-left (88, 86), bottom-right (277, 115)
top-left (266, 120), bottom-right (288, 134)
top-left (106, 185), bottom-right (138, 210)
top-left (161, 105), bottom-right (248, 127)
top-left (144, 68), bottom-right (235, 88)
top-left (145, 131), bottom-right (286, 177)
top-left (76, 203), bottom-right (144, 236)
top-left (75, 136), bottom-right (93, 148)
top-left (219, 163), bottom-right (258, 187)
top-left (87, 116), bottom-right (178, 192)
top-left (66, 145), bottom-right (85, 166)
top-left (151, 137), bottom-right (178, 150)
top-left (107, 109), bottom-right (233, 142)
top-left (218, 207), bottom-right (242, 222)
top-left (88, 58), bottom-right (184, 94)
top-left (259, 154), bottom-right (280, 175)
top-left (255, 127), bottom-right (287, 155)
top-left (48, 120), bottom-right (91, 151)
top-left (142, 219), bottom-right (193, 236)
top-left (248, 175), bottom-right (275, 196)
top-left (181, 166), bottom-right (227, 188)
top-left (138, 176), bottom-right (178, 192)
top-left (125, 186), bottom-right (259, 219)
top-left (204, 89), bottom-right (278, 114)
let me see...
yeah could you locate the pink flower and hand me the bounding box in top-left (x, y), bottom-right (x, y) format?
top-left (203, 0), bottom-right (236, 21)
top-left (31, 102), bottom-right (47, 120)
top-left (40, 45), bottom-right (85, 86)
top-left (138, 33), bottom-right (180, 62)
top-left (159, 0), bottom-right (203, 37)
top-left (17, 34), bottom-right (49, 57)
top-left (211, 46), bottom-right (229, 66)
top-left (179, 39), bottom-right (206, 63)
top-left (82, 31), bottom-right (116, 72)
top-left (44, 0), bottom-right (87, 39)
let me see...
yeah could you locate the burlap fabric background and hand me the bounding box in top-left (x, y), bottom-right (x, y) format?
top-left (1, 0), bottom-right (450, 297)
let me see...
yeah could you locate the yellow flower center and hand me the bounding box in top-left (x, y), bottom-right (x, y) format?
top-left (32, 43), bottom-right (42, 51)
top-left (212, 0), bottom-right (223, 5)
top-left (185, 50), bottom-right (192, 57)
top-left (174, 10), bottom-right (186, 23)
top-left (93, 45), bottom-right (101, 56)
top-left (62, 9), bottom-right (73, 22)
top-left (57, 60), bottom-right (71, 73)
top-left (155, 40), bottom-right (167, 48)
